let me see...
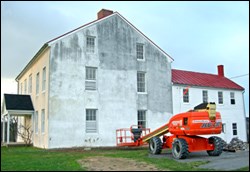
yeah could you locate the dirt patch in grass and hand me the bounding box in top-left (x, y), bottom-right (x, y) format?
top-left (77, 156), bottom-right (167, 171)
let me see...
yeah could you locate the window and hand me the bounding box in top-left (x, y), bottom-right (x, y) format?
top-left (138, 110), bottom-right (146, 128)
top-left (137, 72), bottom-right (146, 93)
top-left (232, 123), bottom-right (237, 135)
top-left (36, 72), bottom-right (40, 95)
top-left (136, 43), bottom-right (144, 60)
top-left (222, 123), bottom-right (226, 133)
top-left (41, 109), bottom-right (45, 133)
top-left (218, 91), bottom-right (223, 104)
top-left (202, 90), bottom-right (208, 103)
top-left (86, 36), bottom-right (95, 53)
top-left (20, 83), bottom-right (23, 94)
top-left (85, 67), bottom-right (97, 90)
top-left (86, 109), bottom-right (97, 133)
top-left (24, 79), bottom-right (27, 94)
top-left (42, 67), bottom-right (46, 91)
top-left (230, 92), bottom-right (235, 105)
top-left (28, 74), bottom-right (32, 94)
top-left (183, 88), bottom-right (189, 103)
top-left (35, 111), bottom-right (38, 134)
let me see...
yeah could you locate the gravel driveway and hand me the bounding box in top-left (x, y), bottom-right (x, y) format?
top-left (149, 149), bottom-right (249, 170)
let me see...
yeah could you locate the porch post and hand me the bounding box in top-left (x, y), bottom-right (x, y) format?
top-left (2, 115), bottom-right (5, 143)
top-left (7, 113), bottom-right (10, 144)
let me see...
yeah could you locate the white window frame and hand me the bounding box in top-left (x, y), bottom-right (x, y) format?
top-left (183, 88), bottom-right (189, 103)
top-left (86, 109), bottom-right (98, 133)
top-left (230, 92), bottom-right (235, 105)
top-left (137, 72), bottom-right (146, 93)
top-left (85, 67), bottom-right (97, 90)
top-left (218, 91), bottom-right (223, 104)
top-left (28, 74), bottom-right (32, 94)
top-left (36, 72), bottom-right (40, 95)
top-left (24, 79), bottom-right (27, 94)
top-left (35, 111), bottom-right (38, 134)
top-left (42, 67), bottom-right (46, 92)
top-left (41, 109), bottom-right (45, 134)
top-left (20, 83), bottom-right (23, 94)
top-left (202, 90), bottom-right (208, 103)
top-left (138, 110), bottom-right (147, 128)
top-left (136, 43), bottom-right (144, 61)
top-left (86, 36), bottom-right (95, 53)
top-left (232, 123), bottom-right (237, 136)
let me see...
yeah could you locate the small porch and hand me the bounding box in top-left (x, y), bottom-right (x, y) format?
top-left (1, 94), bottom-right (34, 146)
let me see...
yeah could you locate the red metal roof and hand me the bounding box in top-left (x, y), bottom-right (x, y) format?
top-left (172, 69), bottom-right (244, 90)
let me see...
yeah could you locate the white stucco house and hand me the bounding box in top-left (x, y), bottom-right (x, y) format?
top-left (172, 65), bottom-right (247, 143)
top-left (1, 9), bottom-right (174, 148)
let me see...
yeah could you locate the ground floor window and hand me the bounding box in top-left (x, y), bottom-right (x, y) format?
top-left (232, 123), bottom-right (237, 135)
top-left (86, 109), bottom-right (97, 133)
top-left (138, 110), bottom-right (146, 128)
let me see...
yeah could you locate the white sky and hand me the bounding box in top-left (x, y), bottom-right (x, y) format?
top-left (1, 1), bottom-right (249, 116)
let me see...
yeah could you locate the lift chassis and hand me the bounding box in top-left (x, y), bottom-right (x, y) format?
top-left (116, 102), bottom-right (223, 159)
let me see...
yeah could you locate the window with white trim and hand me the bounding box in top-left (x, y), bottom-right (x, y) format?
top-left (136, 43), bottom-right (144, 60)
top-left (222, 123), bottom-right (226, 133)
top-left (86, 36), bottom-right (95, 53)
top-left (42, 67), bottom-right (46, 91)
top-left (20, 83), bottom-right (23, 94)
top-left (35, 111), bottom-right (38, 134)
top-left (138, 110), bottom-right (146, 128)
top-left (232, 123), bottom-right (237, 135)
top-left (41, 109), bottom-right (45, 133)
top-left (85, 67), bottom-right (97, 90)
top-left (86, 109), bottom-right (97, 133)
top-left (28, 74), bottom-right (32, 94)
top-left (202, 90), bottom-right (208, 103)
top-left (230, 92), bottom-right (235, 105)
top-left (137, 72), bottom-right (146, 93)
top-left (183, 88), bottom-right (189, 103)
top-left (24, 79), bottom-right (27, 94)
top-left (218, 91), bottom-right (223, 104)
top-left (36, 72), bottom-right (40, 95)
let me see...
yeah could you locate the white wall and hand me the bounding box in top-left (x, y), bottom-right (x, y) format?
top-left (172, 85), bottom-right (247, 143)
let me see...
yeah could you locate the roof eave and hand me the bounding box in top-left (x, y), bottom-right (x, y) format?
top-left (15, 43), bottom-right (49, 82)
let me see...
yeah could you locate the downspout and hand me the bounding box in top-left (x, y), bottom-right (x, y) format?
top-left (242, 90), bottom-right (248, 142)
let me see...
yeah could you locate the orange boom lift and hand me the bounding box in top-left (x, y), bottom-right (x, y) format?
top-left (116, 102), bottom-right (223, 159)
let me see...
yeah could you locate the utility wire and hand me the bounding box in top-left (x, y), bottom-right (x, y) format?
top-left (229, 73), bottom-right (249, 79)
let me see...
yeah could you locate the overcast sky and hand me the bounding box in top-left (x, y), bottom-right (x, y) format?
top-left (1, 1), bottom-right (249, 116)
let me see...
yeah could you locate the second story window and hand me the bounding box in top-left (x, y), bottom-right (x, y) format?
top-left (183, 88), bottom-right (189, 103)
top-left (202, 90), bottom-right (208, 103)
top-left (137, 72), bottom-right (146, 93)
top-left (42, 67), bottom-right (46, 91)
top-left (20, 83), bottom-right (23, 94)
top-left (86, 36), bottom-right (95, 53)
top-left (24, 79), bottom-right (27, 94)
top-left (230, 92), bottom-right (235, 105)
top-left (28, 74), bottom-right (32, 94)
top-left (218, 91), bottom-right (223, 104)
top-left (85, 67), bottom-right (97, 90)
top-left (136, 43), bottom-right (144, 60)
top-left (36, 72), bottom-right (40, 95)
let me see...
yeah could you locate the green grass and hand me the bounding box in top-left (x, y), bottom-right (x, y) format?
top-left (1, 146), bottom-right (248, 171)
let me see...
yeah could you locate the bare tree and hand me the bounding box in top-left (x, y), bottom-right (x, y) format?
top-left (12, 117), bottom-right (33, 146)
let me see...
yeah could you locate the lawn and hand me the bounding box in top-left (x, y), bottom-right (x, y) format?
top-left (1, 146), bottom-right (248, 171)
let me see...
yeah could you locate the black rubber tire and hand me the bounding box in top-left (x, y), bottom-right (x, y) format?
top-left (172, 138), bottom-right (189, 159)
top-left (207, 136), bottom-right (223, 156)
top-left (148, 137), bottom-right (162, 154)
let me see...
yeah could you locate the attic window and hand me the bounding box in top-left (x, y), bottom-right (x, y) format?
top-left (86, 36), bottom-right (95, 53)
top-left (136, 43), bottom-right (144, 60)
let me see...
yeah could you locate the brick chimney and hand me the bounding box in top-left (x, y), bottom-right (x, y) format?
top-left (217, 65), bottom-right (224, 77)
top-left (97, 9), bottom-right (113, 19)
